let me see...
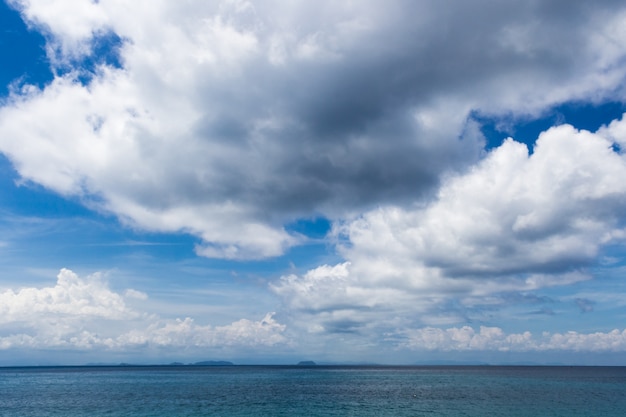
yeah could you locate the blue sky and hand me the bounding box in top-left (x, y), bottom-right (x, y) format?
top-left (2, 0), bottom-right (626, 365)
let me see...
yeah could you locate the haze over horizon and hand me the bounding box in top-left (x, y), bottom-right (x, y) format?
top-left (2, 0), bottom-right (626, 366)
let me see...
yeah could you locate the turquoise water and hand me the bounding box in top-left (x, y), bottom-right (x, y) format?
top-left (0, 365), bottom-right (625, 416)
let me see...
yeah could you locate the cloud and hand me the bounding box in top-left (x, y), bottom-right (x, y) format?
top-left (400, 326), bottom-right (626, 352)
top-left (354, 123), bottom-right (626, 278)
top-left (2, 1), bottom-right (626, 258)
top-left (0, 268), bottom-right (136, 322)
top-left (115, 313), bottom-right (286, 349)
top-left (0, 269), bottom-right (286, 351)
top-left (574, 298), bottom-right (595, 313)
top-left (273, 120), bottom-right (626, 331)
top-left (0, 269), bottom-right (621, 356)
top-left (124, 288), bottom-right (148, 300)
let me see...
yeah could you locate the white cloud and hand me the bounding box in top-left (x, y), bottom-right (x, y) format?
top-left (124, 288), bottom-right (148, 300)
top-left (0, 268), bottom-right (136, 322)
top-left (115, 313), bottom-right (286, 349)
top-left (273, 120), bottom-right (626, 331)
top-left (0, 269), bottom-right (287, 352)
top-left (373, 123), bottom-right (626, 277)
top-left (400, 326), bottom-right (626, 353)
top-left (6, 266), bottom-right (620, 355)
top-left (2, 1), bottom-right (626, 259)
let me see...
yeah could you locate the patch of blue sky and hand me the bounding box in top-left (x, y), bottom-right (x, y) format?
top-left (0, 0), bottom-right (124, 93)
top-left (285, 216), bottom-right (332, 240)
top-left (0, 0), bottom-right (52, 95)
top-left (0, 156), bottom-right (197, 281)
top-left (0, 147), bottom-right (334, 294)
top-left (475, 101), bottom-right (626, 151)
top-left (67, 30), bottom-right (124, 85)
top-left (0, 155), bottom-right (90, 217)
top-left (283, 216), bottom-right (342, 269)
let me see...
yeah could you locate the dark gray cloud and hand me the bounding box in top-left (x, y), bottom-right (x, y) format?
top-left (182, 0), bottom-right (626, 220)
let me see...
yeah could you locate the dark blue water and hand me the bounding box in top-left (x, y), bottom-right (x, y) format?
top-left (0, 365), bottom-right (624, 416)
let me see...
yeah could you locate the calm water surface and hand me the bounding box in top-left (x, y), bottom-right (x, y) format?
top-left (0, 365), bottom-right (625, 416)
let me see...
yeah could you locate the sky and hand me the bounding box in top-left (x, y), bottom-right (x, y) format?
top-left (1, 0), bottom-right (626, 366)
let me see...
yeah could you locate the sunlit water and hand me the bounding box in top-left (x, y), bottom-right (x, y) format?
top-left (1, 365), bottom-right (625, 416)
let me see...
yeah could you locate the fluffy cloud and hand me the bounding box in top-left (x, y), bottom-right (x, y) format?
top-left (400, 326), bottom-right (626, 352)
top-left (0, 268), bottom-right (141, 350)
top-left (342, 123), bottom-right (626, 278)
top-left (0, 269), bottom-right (286, 351)
top-left (0, 268), bottom-right (137, 322)
top-left (0, 268), bottom-right (623, 356)
top-left (2, 1), bottom-right (626, 258)
top-left (273, 119), bottom-right (626, 331)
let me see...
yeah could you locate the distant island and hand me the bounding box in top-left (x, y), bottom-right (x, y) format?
top-left (297, 361), bottom-right (317, 366)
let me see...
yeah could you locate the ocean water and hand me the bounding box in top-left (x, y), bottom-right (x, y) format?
top-left (0, 365), bottom-right (625, 416)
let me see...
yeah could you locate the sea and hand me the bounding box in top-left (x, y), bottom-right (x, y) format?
top-left (0, 365), bottom-right (625, 416)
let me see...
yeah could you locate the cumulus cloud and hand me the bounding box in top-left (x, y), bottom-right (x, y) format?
top-left (346, 123), bottom-right (626, 278)
top-left (400, 326), bottom-right (626, 352)
top-left (0, 268), bottom-right (141, 350)
top-left (273, 120), bottom-right (626, 332)
top-left (0, 269), bottom-right (286, 351)
top-left (1, 1), bottom-right (626, 258)
top-left (0, 268), bottom-right (137, 322)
